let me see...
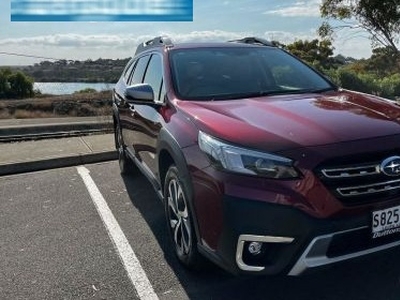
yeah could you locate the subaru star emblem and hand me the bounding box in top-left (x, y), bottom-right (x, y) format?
top-left (380, 156), bottom-right (400, 176)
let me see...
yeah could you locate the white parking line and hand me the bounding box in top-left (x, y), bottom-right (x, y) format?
top-left (77, 166), bottom-right (159, 300)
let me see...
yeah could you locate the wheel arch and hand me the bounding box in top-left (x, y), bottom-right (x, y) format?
top-left (157, 128), bottom-right (193, 196)
top-left (157, 128), bottom-right (203, 244)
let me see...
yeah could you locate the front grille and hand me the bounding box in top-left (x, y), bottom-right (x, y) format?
top-left (317, 153), bottom-right (400, 205)
top-left (321, 164), bottom-right (379, 178)
top-left (337, 179), bottom-right (400, 197)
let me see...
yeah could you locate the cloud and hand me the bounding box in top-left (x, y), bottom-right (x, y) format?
top-left (262, 30), bottom-right (316, 43)
top-left (0, 28), bottom-right (371, 65)
top-left (0, 30), bottom-right (251, 50)
top-left (0, 31), bottom-right (251, 63)
top-left (159, 30), bottom-right (249, 42)
top-left (0, 34), bottom-right (142, 48)
top-left (264, 0), bottom-right (321, 17)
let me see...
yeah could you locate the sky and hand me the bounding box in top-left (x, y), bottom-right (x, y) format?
top-left (0, 0), bottom-right (373, 66)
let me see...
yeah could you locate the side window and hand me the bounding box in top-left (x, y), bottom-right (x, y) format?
top-left (143, 54), bottom-right (163, 101)
top-left (122, 59), bottom-right (135, 82)
top-left (128, 55), bottom-right (150, 85)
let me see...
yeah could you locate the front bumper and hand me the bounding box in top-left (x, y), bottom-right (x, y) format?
top-left (288, 226), bottom-right (400, 275)
top-left (206, 195), bottom-right (400, 276)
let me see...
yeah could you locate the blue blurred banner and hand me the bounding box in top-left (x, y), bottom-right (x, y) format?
top-left (11, 0), bottom-right (193, 21)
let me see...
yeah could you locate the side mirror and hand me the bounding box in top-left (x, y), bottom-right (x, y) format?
top-left (124, 83), bottom-right (154, 104)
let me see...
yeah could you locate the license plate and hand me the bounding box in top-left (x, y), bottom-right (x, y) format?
top-left (372, 205), bottom-right (400, 238)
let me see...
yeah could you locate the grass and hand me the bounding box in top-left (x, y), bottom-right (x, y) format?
top-left (0, 90), bottom-right (112, 119)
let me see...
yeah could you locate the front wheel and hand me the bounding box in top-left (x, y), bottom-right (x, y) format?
top-left (164, 165), bottom-right (204, 269)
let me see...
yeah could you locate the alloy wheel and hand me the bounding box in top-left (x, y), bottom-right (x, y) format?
top-left (166, 177), bottom-right (192, 256)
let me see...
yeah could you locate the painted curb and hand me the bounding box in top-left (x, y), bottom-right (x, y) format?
top-left (0, 151), bottom-right (118, 176)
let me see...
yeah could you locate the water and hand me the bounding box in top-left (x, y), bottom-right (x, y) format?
top-left (34, 82), bottom-right (114, 95)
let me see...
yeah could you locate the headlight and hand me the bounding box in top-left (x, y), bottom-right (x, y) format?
top-left (198, 131), bottom-right (299, 179)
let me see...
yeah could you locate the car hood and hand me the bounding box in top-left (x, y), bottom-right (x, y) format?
top-left (177, 90), bottom-right (400, 152)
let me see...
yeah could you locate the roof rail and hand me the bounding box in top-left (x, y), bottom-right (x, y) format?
top-left (229, 37), bottom-right (275, 47)
top-left (135, 36), bottom-right (173, 55)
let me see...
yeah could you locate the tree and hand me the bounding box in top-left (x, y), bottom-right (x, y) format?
top-left (286, 39), bottom-right (335, 69)
top-left (0, 68), bottom-right (12, 98)
top-left (365, 46), bottom-right (400, 76)
top-left (8, 71), bottom-right (34, 98)
top-left (319, 0), bottom-right (400, 52)
top-left (0, 69), bottom-right (34, 99)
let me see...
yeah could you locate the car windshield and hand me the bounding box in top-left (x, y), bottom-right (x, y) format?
top-left (170, 46), bottom-right (334, 100)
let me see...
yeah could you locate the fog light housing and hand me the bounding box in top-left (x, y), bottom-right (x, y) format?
top-left (236, 234), bottom-right (294, 272)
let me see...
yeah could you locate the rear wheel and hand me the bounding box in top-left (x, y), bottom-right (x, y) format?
top-left (115, 122), bottom-right (136, 175)
top-left (164, 165), bottom-right (203, 269)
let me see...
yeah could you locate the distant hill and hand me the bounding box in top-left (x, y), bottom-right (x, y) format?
top-left (12, 54), bottom-right (360, 84)
top-left (13, 58), bottom-right (130, 83)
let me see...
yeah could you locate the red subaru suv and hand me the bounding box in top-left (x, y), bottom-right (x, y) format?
top-left (113, 36), bottom-right (400, 275)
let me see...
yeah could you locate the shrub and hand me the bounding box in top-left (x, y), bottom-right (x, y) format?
top-left (335, 69), bottom-right (377, 94)
top-left (74, 88), bottom-right (97, 94)
top-left (0, 69), bottom-right (34, 99)
top-left (378, 74), bottom-right (400, 99)
top-left (322, 68), bottom-right (399, 100)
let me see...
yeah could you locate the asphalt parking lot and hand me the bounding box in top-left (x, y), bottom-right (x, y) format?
top-left (2, 160), bottom-right (400, 300)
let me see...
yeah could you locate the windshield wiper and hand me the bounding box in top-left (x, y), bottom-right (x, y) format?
top-left (297, 87), bottom-right (337, 93)
top-left (224, 90), bottom-right (294, 99)
top-left (189, 87), bottom-right (337, 101)
top-left (235, 87), bottom-right (337, 98)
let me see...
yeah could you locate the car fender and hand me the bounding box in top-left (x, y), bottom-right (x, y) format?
top-left (157, 127), bottom-right (203, 243)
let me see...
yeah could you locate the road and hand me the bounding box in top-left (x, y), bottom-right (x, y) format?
top-left (1, 161), bottom-right (400, 300)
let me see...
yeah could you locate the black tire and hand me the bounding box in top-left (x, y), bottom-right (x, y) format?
top-left (164, 165), bottom-right (204, 269)
top-left (115, 122), bottom-right (136, 175)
